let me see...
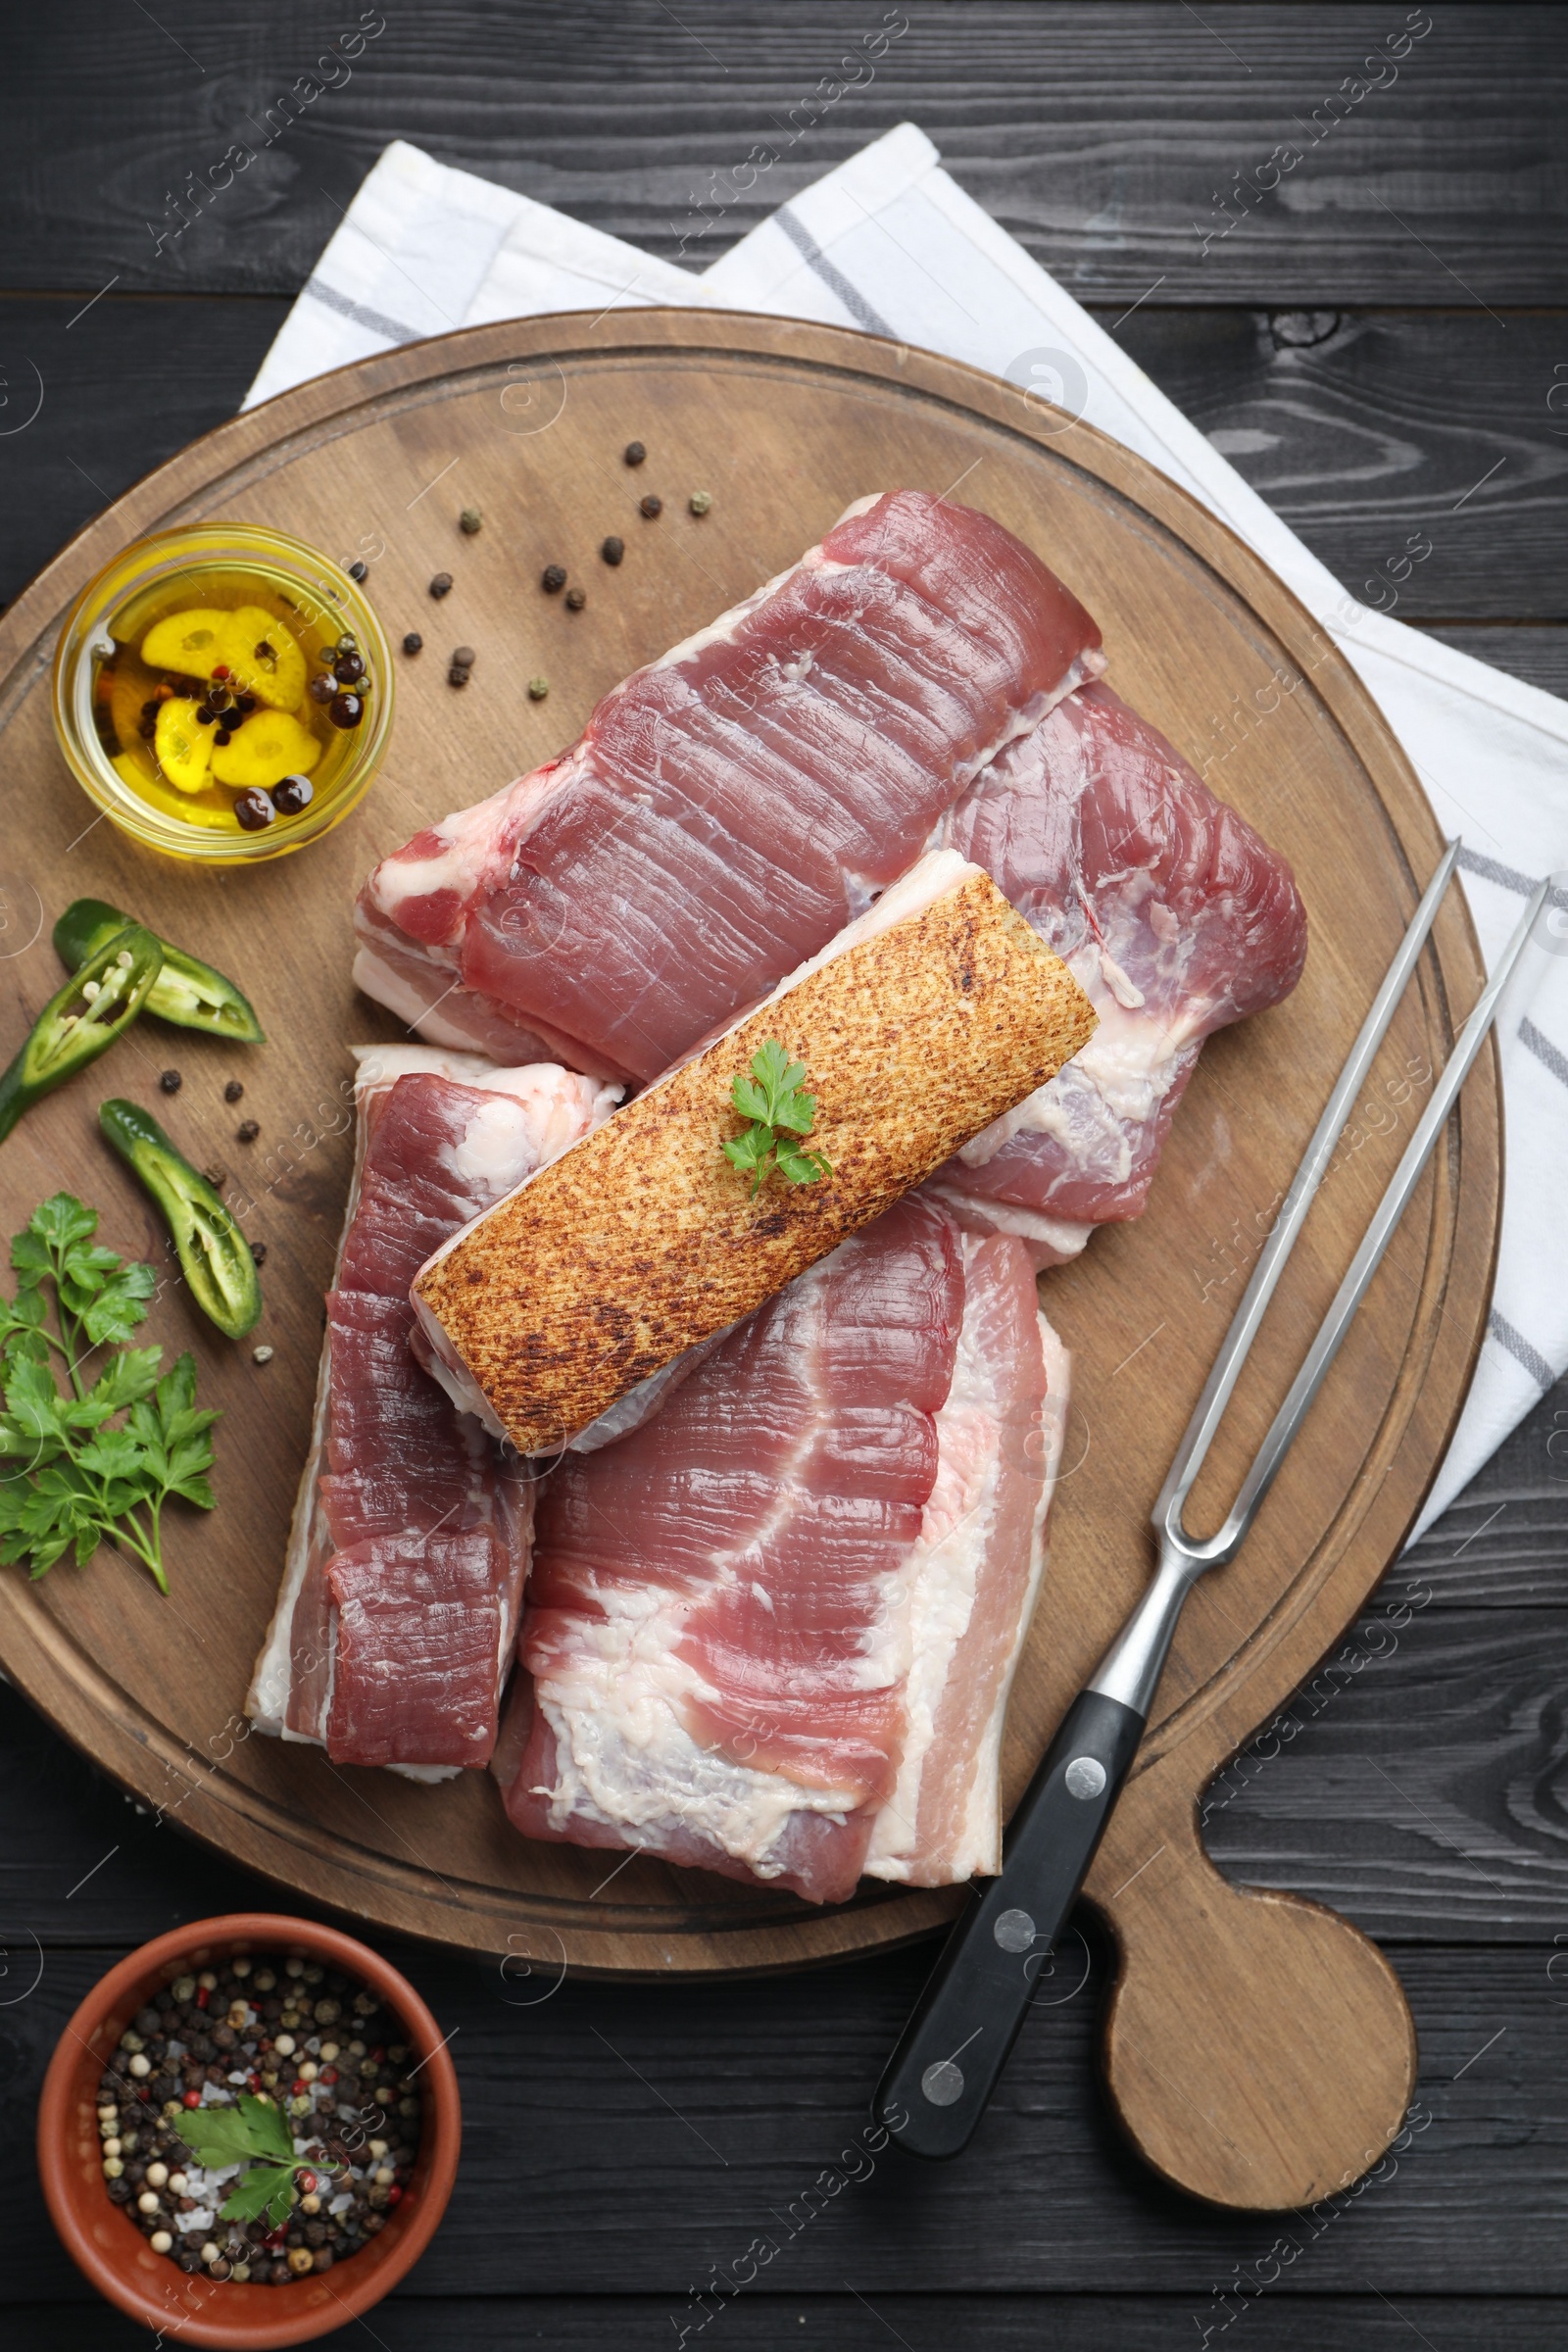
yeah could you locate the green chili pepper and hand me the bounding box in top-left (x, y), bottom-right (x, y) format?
top-left (98, 1099), bottom-right (263, 1339)
top-left (54, 899), bottom-right (265, 1044)
top-left (0, 925), bottom-right (165, 1146)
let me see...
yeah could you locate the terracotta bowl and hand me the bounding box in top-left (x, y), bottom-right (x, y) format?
top-left (38, 1913), bottom-right (462, 2350)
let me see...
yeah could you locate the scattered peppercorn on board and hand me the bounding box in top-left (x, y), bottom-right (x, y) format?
top-left (0, 313), bottom-right (1498, 2209)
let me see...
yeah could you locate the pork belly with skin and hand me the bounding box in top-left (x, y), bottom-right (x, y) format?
top-left (928, 679), bottom-right (1307, 1262)
top-left (492, 1196), bottom-right (1067, 1904)
top-left (246, 1047), bottom-right (619, 1777)
top-left (354, 490), bottom-right (1103, 1081)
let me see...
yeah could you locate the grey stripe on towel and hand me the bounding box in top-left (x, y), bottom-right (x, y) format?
top-left (301, 275), bottom-right (420, 347)
top-left (775, 207), bottom-right (896, 338)
top-left (1520, 1015), bottom-right (1568, 1093)
top-left (1488, 1308), bottom-right (1556, 1392)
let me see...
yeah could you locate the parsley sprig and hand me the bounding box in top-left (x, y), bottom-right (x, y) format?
top-left (0, 1194), bottom-right (220, 1594)
top-left (723, 1039), bottom-right (832, 1198)
top-left (174, 2090), bottom-right (338, 2230)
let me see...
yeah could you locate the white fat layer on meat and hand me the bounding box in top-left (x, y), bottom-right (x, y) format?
top-left (920, 1183), bottom-right (1093, 1264)
top-left (246, 1050), bottom-right (616, 1760)
top-left (956, 946), bottom-right (1199, 1178)
top-left (411, 848), bottom-right (981, 1412)
top-left (864, 1257), bottom-right (1067, 1882)
top-left (366, 780), bottom-right (514, 922)
top-left (351, 946), bottom-right (476, 1050)
top-left (529, 1253), bottom-right (865, 1876)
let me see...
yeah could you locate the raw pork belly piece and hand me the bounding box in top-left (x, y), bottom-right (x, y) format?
top-left (355, 490), bottom-right (1103, 1082)
top-left (247, 1048), bottom-right (619, 1776)
top-left (492, 1197), bottom-right (1067, 1904)
top-left (927, 679), bottom-right (1307, 1258)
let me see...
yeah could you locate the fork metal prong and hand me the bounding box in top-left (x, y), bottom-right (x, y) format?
top-left (1193, 873), bottom-right (1548, 1560)
top-left (1154, 838), bottom-right (1460, 1540)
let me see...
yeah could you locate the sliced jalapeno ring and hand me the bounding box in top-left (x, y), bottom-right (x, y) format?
top-left (98, 1098), bottom-right (263, 1340)
top-left (54, 899), bottom-right (266, 1044)
top-left (0, 924), bottom-right (165, 1146)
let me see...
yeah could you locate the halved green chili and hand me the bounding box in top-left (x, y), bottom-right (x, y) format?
top-left (98, 1099), bottom-right (263, 1339)
top-left (0, 924), bottom-right (165, 1145)
top-left (54, 899), bottom-right (266, 1044)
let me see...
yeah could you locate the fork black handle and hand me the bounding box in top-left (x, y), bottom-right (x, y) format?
top-left (873, 1688), bottom-right (1145, 2158)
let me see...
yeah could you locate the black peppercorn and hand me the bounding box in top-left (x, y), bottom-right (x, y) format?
top-left (601, 536), bottom-right (624, 565)
top-left (448, 666), bottom-right (468, 689)
top-left (348, 561), bottom-right (368, 581)
top-left (159, 1069), bottom-right (181, 1095)
top-left (639, 494), bottom-right (662, 519)
top-left (402, 632), bottom-right (422, 655)
top-left (251, 1242), bottom-right (268, 1267)
top-left (328, 692), bottom-right (365, 729)
top-left (233, 791), bottom-right (274, 831)
top-left (237, 1119), bottom-right (260, 1143)
top-left (333, 650), bottom-right (367, 684)
top-left (624, 441), bottom-right (647, 466)
top-left (541, 565), bottom-right (566, 594)
top-left (214, 729), bottom-right (233, 747)
top-left (224, 1080), bottom-right (244, 1102)
top-left (564, 586), bottom-right (586, 611)
top-left (273, 774), bottom-right (315, 815)
top-left (429, 572), bottom-right (453, 599)
top-left (308, 672), bottom-right (337, 704)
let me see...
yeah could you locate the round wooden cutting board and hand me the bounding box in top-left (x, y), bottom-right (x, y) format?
top-left (0, 313), bottom-right (1496, 2209)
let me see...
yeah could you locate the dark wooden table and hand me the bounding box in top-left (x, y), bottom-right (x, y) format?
top-left (3, 7), bottom-right (1566, 2344)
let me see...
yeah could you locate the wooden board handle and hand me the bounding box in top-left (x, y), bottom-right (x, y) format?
top-left (1088, 1779), bottom-right (1417, 2210)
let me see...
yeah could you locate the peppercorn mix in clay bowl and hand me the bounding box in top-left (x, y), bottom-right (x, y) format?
top-left (38, 1913), bottom-right (461, 2350)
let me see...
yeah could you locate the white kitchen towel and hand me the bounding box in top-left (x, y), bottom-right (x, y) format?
top-left (246, 128), bottom-right (1568, 1535)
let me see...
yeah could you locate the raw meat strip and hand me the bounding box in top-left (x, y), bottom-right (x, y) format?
top-left (247, 1047), bottom-right (619, 1775)
top-left (927, 679), bottom-right (1307, 1257)
top-left (355, 491), bottom-right (1103, 1082)
top-left (492, 1197), bottom-right (1067, 1903)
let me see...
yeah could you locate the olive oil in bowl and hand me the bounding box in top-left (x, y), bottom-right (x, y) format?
top-left (54, 523), bottom-right (395, 863)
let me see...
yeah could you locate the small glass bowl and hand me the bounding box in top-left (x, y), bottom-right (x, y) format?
top-left (53, 521), bottom-right (395, 865)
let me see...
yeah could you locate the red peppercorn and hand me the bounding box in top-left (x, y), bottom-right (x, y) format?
top-left (386, 2186), bottom-right (403, 2207)
top-left (212, 664), bottom-right (230, 679)
top-left (265, 2227), bottom-right (288, 2249)
top-left (291, 2078), bottom-right (308, 2096)
top-left (182, 2089), bottom-right (202, 2109)
top-left (298, 2171), bottom-right (317, 2195)
top-left (195, 1986), bottom-right (210, 2009)
top-left (369, 2047), bottom-right (385, 2064)
top-left (246, 2074), bottom-right (262, 2094)
top-left (320, 2068), bottom-right (338, 2085)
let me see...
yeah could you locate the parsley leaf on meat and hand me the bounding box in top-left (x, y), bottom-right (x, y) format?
top-left (723, 1039), bottom-right (832, 1198)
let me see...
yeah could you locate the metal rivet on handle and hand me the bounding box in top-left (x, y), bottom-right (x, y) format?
top-left (920, 2059), bottom-right (965, 2106)
top-left (993, 1908), bottom-right (1036, 1953)
top-left (1064, 1755), bottom-right (1107, 1800)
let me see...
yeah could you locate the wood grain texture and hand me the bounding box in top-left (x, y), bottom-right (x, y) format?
top-left (11, 2299), bottom-right (1568, 2352)
top-left (1117, 308), bottom-right (1568, 622)
top-left (419, 870), bottom-right (1093, 1450)
top-left (3, 5), bottom-right (1563, 306)
top-left (0, 306), bottom-right (1503, 2217)
top-left (3, 1938), bottom-right (1567, 2300)
top-left (0, 11), bottom-right (1559, 2329)
top-left (8, 300), bottom-right (1568, 628)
